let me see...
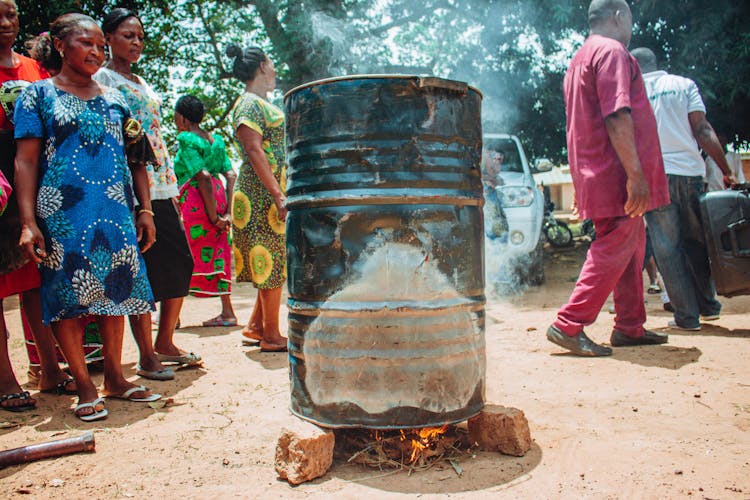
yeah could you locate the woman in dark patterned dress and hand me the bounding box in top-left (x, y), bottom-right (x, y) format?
top-left (14, 14), bottom-right (160, 421)
top-left (227, 44), bottom-right (287, 352)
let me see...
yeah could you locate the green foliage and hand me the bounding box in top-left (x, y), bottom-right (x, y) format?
top-left (14, 0), bottom-right (168, 50)
top-left (631, 0), bottom-right (750, 146)
top-left (13, 0), bottom-right (750, 160)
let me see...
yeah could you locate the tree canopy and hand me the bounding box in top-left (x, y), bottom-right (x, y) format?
top-left (14, 0), bottom-right (750, 161)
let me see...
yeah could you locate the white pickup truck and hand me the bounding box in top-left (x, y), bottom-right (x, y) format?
top-left (482, 133), bottom-right (549, 286)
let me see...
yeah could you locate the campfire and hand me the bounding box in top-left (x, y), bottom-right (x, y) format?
top-left (336, 424), bottom-right (474, 473)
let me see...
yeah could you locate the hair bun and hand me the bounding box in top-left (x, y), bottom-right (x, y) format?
top-left (226, 44), bottom-right (242, 58)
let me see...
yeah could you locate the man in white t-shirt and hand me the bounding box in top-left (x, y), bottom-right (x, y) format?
top-left (632, 47), bottom-right (731, 331)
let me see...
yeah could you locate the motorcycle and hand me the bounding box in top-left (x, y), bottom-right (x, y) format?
top-left (541, 184), bottom-right (573, 248)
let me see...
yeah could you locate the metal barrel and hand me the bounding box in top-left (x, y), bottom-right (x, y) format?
top-left (284, 75), bottom-right (485, 429)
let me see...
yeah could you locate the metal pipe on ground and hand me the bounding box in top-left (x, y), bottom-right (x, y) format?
top-left (0, 431), bottom-right (95, 468)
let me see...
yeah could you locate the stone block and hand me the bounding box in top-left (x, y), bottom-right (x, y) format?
top-left (467, 404), bottom-right (532, 456)
top-left (275, 419), bottom-right (335, 485)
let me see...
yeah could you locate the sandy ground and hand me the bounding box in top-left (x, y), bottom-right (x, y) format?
top-left (0, 241), bottom-right (748, 499)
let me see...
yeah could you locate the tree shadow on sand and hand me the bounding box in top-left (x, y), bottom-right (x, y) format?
top-left (611, 345), bottom-right (702, 369)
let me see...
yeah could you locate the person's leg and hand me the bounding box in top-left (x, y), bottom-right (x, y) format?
top-left (553, 215), bottom-right (641, 336)
top-left (220, 294), bottom-right (237, 322)
top-left (612, 216), bottom-right (647, 337)
top-left (0, 301), bottom-right (36, 410)
top-left (128, 312), bottom-right (168, 373)
top-left (258, 287), bottom-right (287, 350)
top-left (21, 301), bottom-right (42, 385)
top-left (20, 289), bottom-right (76, 392)
top-left (680, 176), bottom-right (721, 317)
top-left (201, 294), bottom-right (237, 326)
top-left (645, 257), bottom-right (658, 286)
top-left (645, 175), bottom-right (701, 328)
top-left (99, 316), bottom-right (155, 399)
top-left (242, 295), bottom-right (263, 341)
top-left (153, 296), bottom-right (190, 357)
top-left (52, 318), bottom-right (99, 415)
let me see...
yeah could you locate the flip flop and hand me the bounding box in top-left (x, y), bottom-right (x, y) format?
top-left (107, 385), bottom-right (162, 403)
top-left (74, 397), bottom-right (108, 422)
top-left (647, 284), bottom-right (661, 294)
top-left (1, 391), bottom-right (36, 412)
top-left (157, 352), bottom-right (202, 366)
top-left (40, 377), bottom-right (77, 395)
top-left (202, 317), bottom-right (238, 327)
top-left (136, 365), bottom-right (175, 381)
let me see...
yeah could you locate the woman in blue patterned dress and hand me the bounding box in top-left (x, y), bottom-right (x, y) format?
top-left (14, 14), bottom-right (160, 421)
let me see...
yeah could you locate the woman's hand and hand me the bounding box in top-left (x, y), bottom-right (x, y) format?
top-left (136, 211), bottom-right (156, 252)
top-left (212, 214), bottom-right (231, 232)
top-left (19, 222), bottom-right (46, 263)
top-left (273, 192), bottom-right (287, 222)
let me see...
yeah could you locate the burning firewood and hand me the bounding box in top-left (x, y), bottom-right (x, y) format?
top-left (335, 424), bottom-right (475, 473)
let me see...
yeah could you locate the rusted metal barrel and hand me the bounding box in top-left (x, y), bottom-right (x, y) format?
top-left (284, 75), bottom-right (485, 429)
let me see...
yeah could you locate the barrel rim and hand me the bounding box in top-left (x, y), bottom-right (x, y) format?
top-left (283, 74), bottom-right (483, 101)
top-left (289, 404), bottom-right (485, 430)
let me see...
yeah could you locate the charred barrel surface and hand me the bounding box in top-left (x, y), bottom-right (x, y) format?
top-left (285, 75), bottom-right (485, 429)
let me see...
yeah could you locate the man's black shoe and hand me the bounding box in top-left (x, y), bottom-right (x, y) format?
top-left (546, 325), bottom-right (613, 357)
top-left (663, 302), bottom-right (674, 313)
top-left (610, 329), bottom-right (668, 347)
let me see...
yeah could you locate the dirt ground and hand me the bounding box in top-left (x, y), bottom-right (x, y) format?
top-left (1, 241), bottom-right (748, 499)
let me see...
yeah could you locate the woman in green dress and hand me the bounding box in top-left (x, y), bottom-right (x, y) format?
top-left (174, 95), bottom-right (237, 326)
top-left (226, 44), bottom-right (287, 352)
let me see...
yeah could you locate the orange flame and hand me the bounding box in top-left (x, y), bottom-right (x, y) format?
top-left (409, 425), bottom-right (448, 463)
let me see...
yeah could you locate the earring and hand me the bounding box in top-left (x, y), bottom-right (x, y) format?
top-left (59, 50), bottom-right (64, 60)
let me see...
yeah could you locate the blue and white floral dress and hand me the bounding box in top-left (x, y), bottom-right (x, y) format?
top-left (14, 79), bottom-right (154, 324)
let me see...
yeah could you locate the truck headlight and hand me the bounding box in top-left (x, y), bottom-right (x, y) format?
top-left (497, 186), bottom-right (534, 207)
top-left (509, 230), bottom-right (524, 245)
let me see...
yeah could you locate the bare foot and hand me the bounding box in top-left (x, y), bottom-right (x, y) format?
top-left (38, 370), bottom-right (77, 394)
top-left (74, 398), bottom-right (105, 419)
top-left (73, 381), bottom-right (100, 415)
top-left (241, 324), bottom-right (263, 342)
top-left (260, 338), bottom-right (288, 352)
top-left (154, 341), bottom-right (193, 358)
top-left (137, 352), bottom-right (169, 374)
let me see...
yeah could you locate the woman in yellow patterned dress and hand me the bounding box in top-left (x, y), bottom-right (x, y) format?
top-left (227, 44), bottom-right (287, 352)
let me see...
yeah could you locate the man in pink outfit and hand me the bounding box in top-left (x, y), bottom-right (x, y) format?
top-left (547, 0), bottom-right (670, 356)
